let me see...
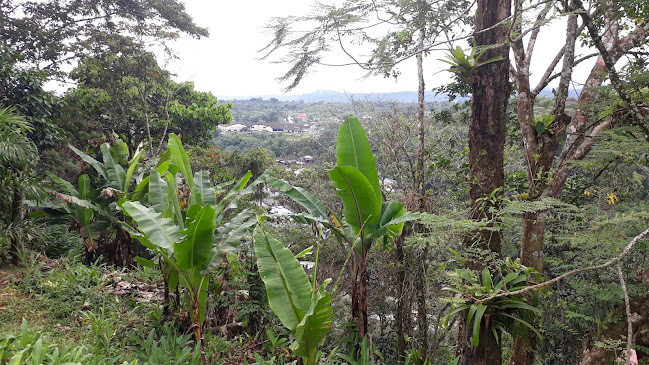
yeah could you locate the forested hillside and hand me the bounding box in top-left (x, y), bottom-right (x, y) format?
top-left (1, 0), bottom-right (648, 365)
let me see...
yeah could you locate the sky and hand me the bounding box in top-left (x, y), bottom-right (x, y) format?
top-left (162, 0), bottom-right (599, 99)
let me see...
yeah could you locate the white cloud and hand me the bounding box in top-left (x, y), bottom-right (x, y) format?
top-left (164, 0), bottom-right (599, 98)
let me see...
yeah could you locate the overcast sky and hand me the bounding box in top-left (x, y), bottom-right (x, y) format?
top-left (164, 0), bottom-right (599, 99)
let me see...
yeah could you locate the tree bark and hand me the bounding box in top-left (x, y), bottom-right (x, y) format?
top-left (9, 188), bottom-right (24, 266)
top-left (460, 0), bottom-right (510, 362)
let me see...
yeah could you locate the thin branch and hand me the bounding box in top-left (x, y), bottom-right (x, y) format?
top-left (617, 263), bottom-right (633, 365)
top-left (533, 52), bottom-right (598, 95)
top-left (476, 227), bottom-right (649, 303)
top-left (572, 0), bottom-right (647, 126)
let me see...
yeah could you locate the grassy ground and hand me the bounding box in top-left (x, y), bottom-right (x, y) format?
top-left (0, 251), bottom-right (296, 365)
top-left (1, 254), bottom-right (207, 364)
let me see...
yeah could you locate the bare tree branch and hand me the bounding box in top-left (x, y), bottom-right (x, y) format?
top-left (475, 227), bottom-right (649, 304)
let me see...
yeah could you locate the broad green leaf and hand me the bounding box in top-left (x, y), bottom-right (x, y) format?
top-left (78, 174), bottom-right (91, 199)
top-left (329, 165), bottom-right (380, 235)
top-left (168, 267), bottom-right (179, 292)
top-left (131, 176), bottom-right (150, 202)
top-left (46, 172), bottom-right (77, 195)
top-left (214, 179), bottom-right (235, 192)
top-left (75, 174), bottom-right (94, 227)
top-left (163, 172), bottom-right (184, 229)
top-left (495, 272), bottom-right (520, 289)
top-left (335, 118), bottom-right (382, 205)
top-left (123, 147), bottom-right (143, 193)
top-left (263, 176), bottom-right (328, 219)
top-left (482, 268), bottom-right (492, 288)
top-left (501, 313), bottom-right (543, 341)
top-left (168, 133), bottom-right (193, 189)
top-left (295, 246), bottom-right (313, 259)
top-left (69, 144), bottom-right (107, 181)
top-left (466, 304), bottom-right (478, 329)
top-left (148, 167), bottom-right (168, 214)
top-left (113, 136), bottom-right (130, 160)
top-left (497, 301), bottom-right (541, 314)
top-left (472, 304), bottom-right (488, 348)
top-left (253, 227), bottom-right (311, 331)
top-left (157, 160), bottom-right (171, 175)
top-left (30, 338), bottom-right (44, 365)
top-left (8, 349), bottom-right (25, 365)
top-left (369, 212), bottom-right (419, 241)
top-left (378, 201), bottom-right (405, 228)
top-left (101, 143), bottom-right (126, 189)
top-left (291, 279), bottom-right (333, 364)
top-left (175, 205), bottom-right (216, 270)
top-left (121, 201), bottom-right (181, 254)
top-left (213, 209), bottom-right (256, 261)
top-left (134, 256), bottom-right (156, 267)
top-left (193, 170), bottom-right (216, 208)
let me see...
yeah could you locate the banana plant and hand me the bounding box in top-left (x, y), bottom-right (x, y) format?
top-left (46, 173), bottom-right (112, 256)
top-left (121, 133), bottom-right (257, 343)
top-left (253, 226), bottom-right (333, 365)
top-left (68, 136), bottom-right (144, 195)
top-left (42, 136), bottom-right (145, 265)
top-left (255, 118), bottom-right (417, 341)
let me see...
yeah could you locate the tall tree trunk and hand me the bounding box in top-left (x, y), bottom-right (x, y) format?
top-left (460, 0), bottom-right (510, 362)
top-left (510, 11), bottom-right (577, 364)
top-left (413, 26), bottom-right (429, 362)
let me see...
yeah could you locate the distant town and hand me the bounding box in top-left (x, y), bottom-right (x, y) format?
top-left (218, 112), bottom-right (317, 134)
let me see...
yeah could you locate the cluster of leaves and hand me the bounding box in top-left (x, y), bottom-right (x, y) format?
top-left (444, 257), bottom-right (541, 348)
top-left (440, 43), bottom-right (504, 82)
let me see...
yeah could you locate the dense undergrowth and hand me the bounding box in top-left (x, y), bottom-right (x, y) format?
top-left (0, 254), bottom-right (290, 365)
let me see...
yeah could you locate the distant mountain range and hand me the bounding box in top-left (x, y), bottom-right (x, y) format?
top-left (223, 90), bottom-right (450, 103)
top-left (222, 88), bottom-right (580, 103)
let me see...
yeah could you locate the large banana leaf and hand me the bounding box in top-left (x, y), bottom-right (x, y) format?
top-left (328, 165), bottom-right (380, 235)
top-left (123, 147), bottom-right (143, 194)
top-left (101, 143), bottom-right (126, 189)
top-left (336, 118), bottom-right (382, 205)
top-left (175, 205), bottom-right (216, 270)
top-left (291, 279), bottom-right (333, 363)
top-left (168, 133), bottom-right (194, 190)
top-left (68, 145), bottom-right (108, 181)
top-left (193, 170), bottom-right (216, 208)
top-left (263, 176), bottom-right (328, 219)
top-left (75, 174), bottom-right (94, 227)
top-left (148, 167), bottom-right (168, 214)
top-left (46, 172), bottom-right (77, 195)
top-left (253, 227), bottom-right (311, 331)
top-left (163, 172), bottom-right (184, 229)
top-left (213, 209), bottom-right (256, 260)
top-left (121, 201), bottom-right (180, 254)
top-left (112, 134), bottom-right (130, 160)
top-left (131, 176), bottom-right (150, 202)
